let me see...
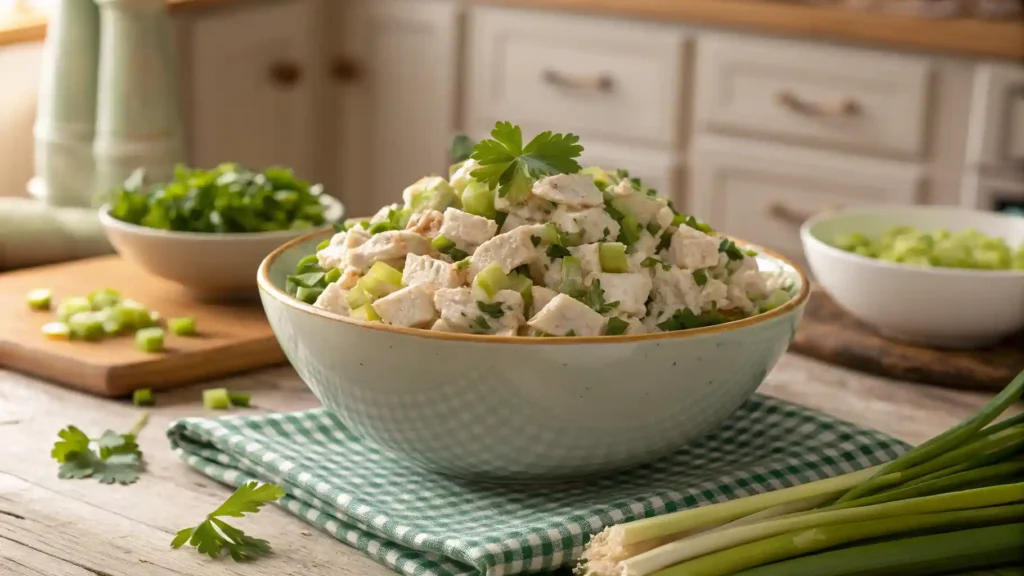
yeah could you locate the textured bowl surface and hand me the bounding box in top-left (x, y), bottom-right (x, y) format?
top-left (99, 196), bottom-right (343, 298)
top-left (802, 205), bottom-right (1024, 349)
top-left (258, 229), bottom-right (809, 481)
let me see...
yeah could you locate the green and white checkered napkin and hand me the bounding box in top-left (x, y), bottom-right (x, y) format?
top-left (167, 395), bottom-right (907, 576)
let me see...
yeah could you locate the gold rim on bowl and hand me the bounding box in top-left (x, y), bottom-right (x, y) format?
top-left (257, 228), bottom-right (811, 345)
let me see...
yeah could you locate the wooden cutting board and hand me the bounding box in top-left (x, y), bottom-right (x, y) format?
top-left (0, 255), bottom-right (286, 397)
top-left (791, 288), bottom-right (1024, 392)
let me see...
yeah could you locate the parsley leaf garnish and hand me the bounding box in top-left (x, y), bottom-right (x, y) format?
top-left (470, 122), bottom-right (583, 201)
top-left (655, 232), bottom-right (673, 253)
top-left (577, 280), bottom-right (619, 314)
top-left (172, 481), bottom-right (285, 562)
top-left (693, 269), bottom-right (708, 287)
top-left (641, 257), bottom-right (661, 268)
top-left (605, 317), bottom-right (630, 336)
top-left (472, 316), bottom-right (491, 331)
top-left (51, 413), bottom-right (148, 485)
top-left (657, 306), bottom-right (731, 331)
top-left (531, 235), bottom-right (541, 247)
top-left (476, 301), bottom-right (505, 318)
top-left (719, 239), bottom-right (745, 261)
top-left (546, 244), bottom-right (572, 260)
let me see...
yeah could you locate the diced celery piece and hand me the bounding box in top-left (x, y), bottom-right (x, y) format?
top-left (618, 213), bottom-right (642, 246)
top-left (41, 322), bottom-right (71, 340)
top-left (758, 289), bottom-right (792, 313)
top-left (99, 306), bottom-right (133, 335)
top-left (324, 268), bottom-right (342, 283)
top-left (350, 304), bottom-right (382, 322)
top-left (432, 235), bottom-right (456, 252)
top-left (356, 262), bottom-right (403, 298)
top-left (135, 327), bottom-right (165, 353)
top-left (296, 286), bottom-right (324, 304)
top-left (559, 256), bottom-right (584, 296)
top-left (580, 166), bottom-right (614, 191)
top-left (473, 263), bottom-right (510, 298)
top-left (57, 297), bottom-right (92, 322)
top-left (461, 180), bottom-right (497, 219)
top-left (228, 391), bottom-right (251, 407)
top-left (169, 316), bottom-right (197, 336)
top-left (369, 221), bottom-right (399, 235)
top-left (120, 299), bottom-right (155, 328)
top-left (203, 388), bottom-right (231, 410)
top-left (366, 261), bottom-right (403, 287)
top-left (289, 271), bottom-right (326, 288)
top-left (346, 285), bottom-right (372, 309)
top-left (404, 176), bottom-right (458, 213)
top-left (27, 288), bottom-right (52, 311)
top-left (296, 254), bottom-right (320, 274)
top-left (68, 312), bottom-right (105, 342)
top-left (133, 388), bottom-right (155, 406)
top-left (507, 274), bottom-right (533, 312)
top-left (598, 243), bottom-right (629, 273)
top-left (88, 288), bottom-right (121, 310)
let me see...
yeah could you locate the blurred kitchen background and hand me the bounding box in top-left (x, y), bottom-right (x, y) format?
top-left (1, 0), bottom-right (1021, 272)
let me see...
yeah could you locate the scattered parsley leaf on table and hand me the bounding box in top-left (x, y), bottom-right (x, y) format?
top-left (172, 482), bottom-right (286, 562)
top-left (470, 121), bottom-right (583, 203)
top-left (50, 413), bottom-right (148, 485)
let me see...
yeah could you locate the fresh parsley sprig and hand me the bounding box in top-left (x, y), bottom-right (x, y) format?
top-left (470, 122), bottom-right (583, 204)
top-left (577, 280), bottom-right (619, 314)
top-left (172, 481), bottom-right (285, 562)
top-left (51, 413), bottom-right (149, 485)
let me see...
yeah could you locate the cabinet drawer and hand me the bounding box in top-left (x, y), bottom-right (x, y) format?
top-left (694, 34), bottom-right (932, 158)
top-left (966, 63), bottom-right (1024, 173)
top-left (467, 6), bottom-right (685, 147)
top-left (689, 136), bottom-right (923, 268)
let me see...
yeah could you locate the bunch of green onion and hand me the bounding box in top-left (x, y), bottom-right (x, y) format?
top-left (580, 370), bottom-right (1024, 576)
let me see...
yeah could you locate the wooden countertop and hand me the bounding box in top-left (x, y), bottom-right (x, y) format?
top-left (2, 353), bottom-right (1020, 575)
top-left (2, 0), bottom-right (1022, 61)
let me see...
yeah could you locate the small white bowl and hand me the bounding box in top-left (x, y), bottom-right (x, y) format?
top-left (801, 205), bottom-right (1024, 349)
top-left (99, 196), bottom-right (344, 298)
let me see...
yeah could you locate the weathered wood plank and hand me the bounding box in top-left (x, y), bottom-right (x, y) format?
top-left (0, 537), bottom-right (98, 576)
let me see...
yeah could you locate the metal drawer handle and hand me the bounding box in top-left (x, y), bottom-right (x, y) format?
top-left (269, 61), bottom-right (303, 88)
top-left (542, 69), bottom-right (614, 93)
top-left (765, 202), bottom-right (842, 226)
top-left (776, 90), bottom-right (861, 118)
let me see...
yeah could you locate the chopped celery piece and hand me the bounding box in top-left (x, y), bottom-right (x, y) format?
top-left (228, 392), bottom-right (251, 407)
top-left (68, 312), bottom-right (105, 342)
top-left (296, 254), bottom-right (321, 274)
top-left (618, 213), bottom-right (643, 246)
top-left (57, 297), bottom-right (92, 322)
top-left (599, 243), bottom-right (629, 273)
top-left (350, 304), bottom-right (382, 322)
top-left (357, 262), bottom-right (403, 298)
top-left (27, 288), bottom-right (52, 311)
top-left (580, 166), bottom-right (614, 191)
top-left (461, 180), bottom-right (497, 219)
top-left (316, 238), bottom-right (331, 251)
top-left (169, 316), bottom-right (197, 336)
top-left (559, 256), bottom-right (584, 297)
top-left (133, 388), bottom-right (155, 407)
top-left (324, 268), bottom-right (342, 283)
top-left (295, 286), bottom-right (324, 304)
top-left (473, 263), bottom-right (511, 298)
top-left (346, 285), bottom-right (372, 309)
top-left (432, 235), bottom-right (456, 253)
top-left (289, 271), bottom-right (326, 288)
top-left (369, 221), bottom-right (399, 235)
top-left (203, 388), bottom-right (231, 410)
top-left (41, 322), bottom-right (71, 340)
top-left (404, 176), bottom-right (458, 213)
top-left (120, 299), bottom-right (156, 329)
top-left (507, 274), bottom-right (533, 311)
top-left (135, 327), bottom-right (165, 353)
top-left (99, 306), bottom-right (132, 335)
top-left (758, 289), bottom-right (792, 313)
top-left (88, 288), bottom-right (121, 310)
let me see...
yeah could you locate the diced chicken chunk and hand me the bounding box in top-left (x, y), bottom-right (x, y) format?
top-left (569, 243), bottom-right (602, 278)
top-left (609, 181), bottom-right (672, 230)
top-left (337, 266), bottom-right (361, 290)
top-left (726, 257), bottom-right (768, 313)
top-left (529, 285), bottom-right (558, 318)
top-left (369, 203), bottom-right (402, 224)
top-left (433, 287), bottom-right (524, 334)
top-left (406, 209), bottom-right (444, 239)
top-left (593, 272), bottom-right (652, 317)
top-left (467, 225), bottom-right (544, 280)
top-left (431, 318), bottom-right (467, 333)
top-left (346, 231), bottom-right (431, 272)
top-left (666, 226), bottom-right (721, 271)
top-left (499, 197), bottom-right (555, 234)
top-left (316, 227), bottom-right (371, 270)
top-left (701, 277), bottom-right (730, 312)
top-left (313, 282), bottom-right (349, 316)
top-left (649, 266), bottom-right (704, 324)
top-left (528, 294), bottom-right (607, 337)
top-left (532, 174), bottom-right (604, 208)
top-left (402, 254), bottom-right (463, 289)
top-left (551, 206), bottom-right (620, 245)
top-left (371, 284), bottom-right (438, 328)
top-left (438, 207), bottom-right (498, 251)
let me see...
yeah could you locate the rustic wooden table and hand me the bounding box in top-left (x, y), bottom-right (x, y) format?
top-left (1, 353), bottom-right (1017, 576)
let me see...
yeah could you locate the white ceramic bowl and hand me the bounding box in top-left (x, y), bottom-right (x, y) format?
top-left (257, 230), bottom-right (810, 481)
top-left (801, 205), bottom-right (1024, 349)
top-left (99, 196), bottom-right (344, 298)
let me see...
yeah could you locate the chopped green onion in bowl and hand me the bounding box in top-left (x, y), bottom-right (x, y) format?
top-left (832, 226), bottom-right (1024, 271)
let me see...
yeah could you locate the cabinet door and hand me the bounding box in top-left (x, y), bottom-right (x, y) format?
top-left (689, 135), bottom-right (923, 269)
top-left (186, 0), bottom-right (319, 180)
top-left (328, 0), bottom-right (459, 219)
top-left (966, 63), bottom-right (1024, 173)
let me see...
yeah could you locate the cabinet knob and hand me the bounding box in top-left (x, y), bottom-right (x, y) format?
top-left (331, 57), bottom-right (362, 83)
top-left (269, 61), bottom-right (303, 87)
top-left (776, 90), bottom-right (860, 118)
top-left (542, 69), bottom-right (614, 93)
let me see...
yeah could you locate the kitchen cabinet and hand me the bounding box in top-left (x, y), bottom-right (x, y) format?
top-left (181, 0), bottom-right (321, 182)
top-left (327, 0), bottom-right (460, 219)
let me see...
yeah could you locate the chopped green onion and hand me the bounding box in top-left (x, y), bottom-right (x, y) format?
top-left (203, 388), bottom-right (231, 410)
top-left (559, 256), bottom-right (584, 297)
top-left (473, 263), bottom-right (511, 298)
top-left (134, 327), bottom-right (165, 353)
top-left (41, 322), bottom-right (71, 340)
top-left (57, 297), bottom-right (92, 322)
top-left (599, 243), bottom-right (629, 273)
top-left (27, 288), bottom-right (52, 311)
top-left (133, 388), bottom-right (155, 406)
top-left (350, 304), bottom-right (382, 322)
top-left (228, 392), bottom-right (251, 407)
top-left (88, 288), bottom-right (121, 310)
top-left (168, 317), bottom-right (197, 336)
top-left (605, 317), bottom-right (630, 336)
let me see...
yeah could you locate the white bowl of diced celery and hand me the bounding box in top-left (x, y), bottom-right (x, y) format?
top-left (802, 205), bottom-right (1024, 349)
